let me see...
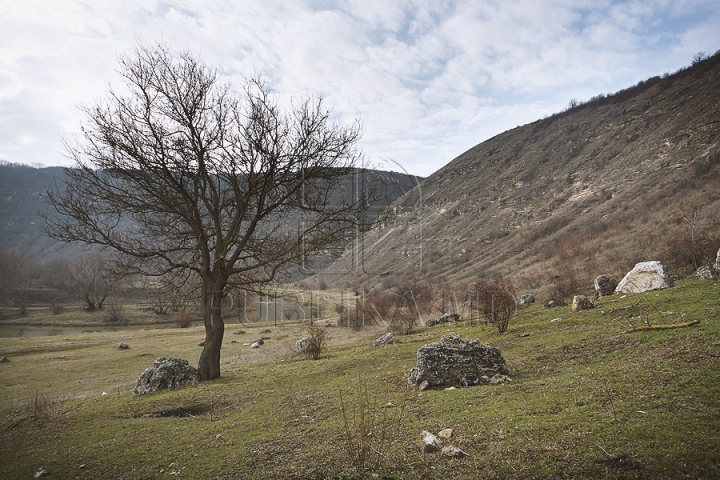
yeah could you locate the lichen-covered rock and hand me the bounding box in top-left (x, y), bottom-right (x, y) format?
top-left (371, 332), bottom-right (399, 348)
top-left (295, 336), bottom-right (312, 353)
top-left (696, 264), bottom-right (718, 280)
top-left (441, 445), bottom-right (469, 458)
top-left (572, 295), bottom-right (594, 312)
top-left (425, 317), bottom-right (438, 326)
top-left (616, 261), bottom-right (674, 293)
top-left (420, 431), bottom-right (441, 452)
top-left (439, 312), bottom-right (460, 323)
top-left (407, 333), bottom-right (508, 390)
top-left (518, 294), bottom-right (536, 307)
top-left (133, 357), bottom-right (200, 396)
top-left (594, 275), bottom-right (618, 297)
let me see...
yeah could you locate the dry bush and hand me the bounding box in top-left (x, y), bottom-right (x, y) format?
top-left (303, 322), bottom-right (329, 360)
top-left (471, 275), bottom-right (517, 333)
top-left (104, 303), bottom-right (126, 323)
top-left (546, 265), bottom-right (587, 305)
top-left (339, 376), bottom-right (404, 470)
top-left (388, 307), bottom-right (417, 336)
top-left (175, 311), bottom-right (194, 328)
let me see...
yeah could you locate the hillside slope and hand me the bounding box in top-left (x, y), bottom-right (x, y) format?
top-left (0, 164), bottom-right (422, 266)
top-left (320, 52), bottom-right (720, 290)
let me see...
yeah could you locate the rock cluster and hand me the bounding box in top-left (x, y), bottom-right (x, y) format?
top-left (616, 261), bottom-right (674, 293)
top-left (133, 357), bottom-right (200, 396)
top-left (419, 429), bottom-right (468, 457)
top-left (407, 333), bottom-right (508, 390)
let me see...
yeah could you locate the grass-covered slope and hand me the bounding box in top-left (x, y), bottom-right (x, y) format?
top-left (1, 279), bottom-right (718, 479)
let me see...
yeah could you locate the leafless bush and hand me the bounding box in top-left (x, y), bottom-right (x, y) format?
top-left (175, 311), bottom-right (194, 328)
top-left (104, 303), bottom-right (126, 323)
top-left (471, 275), bottom-right (517, 333)
top-left (303, 322), bottom-right (329, 360)
top-left (663, 201), bottom-right (719, 273)
top-left (547, 265), bottom-right (585, 306)
top-left (339, 376), bottom-right (404, 470)
top-left (388, 307), bottom-right (416, 336)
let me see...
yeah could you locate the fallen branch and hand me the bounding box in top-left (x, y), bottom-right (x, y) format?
top-left (624, 319), bottom-right (700, 333)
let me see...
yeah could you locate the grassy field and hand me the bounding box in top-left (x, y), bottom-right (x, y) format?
top-left (1, 278), bottom-right (719, 479)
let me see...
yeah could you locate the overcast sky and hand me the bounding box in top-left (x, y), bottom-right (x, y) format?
top-left (1, 1), bottom-right (719, 177)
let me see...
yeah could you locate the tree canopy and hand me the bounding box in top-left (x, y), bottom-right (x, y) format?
top-left (44, 43), bottom-right (368, 379)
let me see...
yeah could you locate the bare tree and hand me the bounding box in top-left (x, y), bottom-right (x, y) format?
top-left (0, 246), bottom-right (33, 314)
top-left (44, 43), bottom-right (366, 380)
top-left (55, 253), bottom-right (123, 310)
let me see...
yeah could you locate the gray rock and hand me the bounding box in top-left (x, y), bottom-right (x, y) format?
top-left (544, 300), bottom-right (558, 308)
top-left (518, 294), bottom-right (536, 307)
top-left (616, 261), bottom-right (674, 293)
top-left (425, 317), bottom-right (438, 326)
top-left (133, 357), bottom-right (200, 396)
top-left (295, 336), bottom-right (312, 353)
top-left (0, 356), bottom-right (9, 363)
top-left (371, 332), bottom-right (399, 348)
top-left (421, 431), bottom-right (441, 453)
top-left (34, 467), bottom-right (50, 478)
top-left (408, 333), bottom-right (509, 390)
top-left (594, 275), bottom-right (618, 297)
top-left (572, 295), bottom-right (594, 312)
top-left (251, 342), bottom-right (261, 348)
top-left (441, 445), bottom-right (469, 458)
top-left (696, 264), bottom-right (718, 280)
top-left (113, 343), bottom-right (130, 349)
top-left (233, 330), bottom-right (246, 335)
top-left (439, 312), bottom-right (460, 323)
top-left (259, 329), bottom-right (271, 333)
top-left (253, 338), bottom-right (265, 345)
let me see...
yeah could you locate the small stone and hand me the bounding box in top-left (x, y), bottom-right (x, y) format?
top-left (520, 333), bottom-right (530, 337)
top-left (113, 343), bottom-right (129, 349)
top-left (230, 340), bottom-right (237, 344)
top-left (251, 342), bottom-right (261, 348)
top-left (233, 330), bottom-right (246, 335)
top-left (34, 467), bottom-right (50, 477)
top-left (79, 464), bottom-right (86, 469)
top-left (421, 431), bottom-right (441, 453)
top-left (551, 318), bottom-right (561, 322)
top-left (441, 445), bottom-right (469, 458)
top-left (438, 428), bottom-right (454, 440)
top-left (259, 329), bottom-right (271, 333)
top-left (198, 340), bottom-right (205, 347)
top-left (444, 386), bottom-right (456, 391)
top-left (58, 355), bottom-right (66, 359)
top-left (371, 332), bottom-right (399, 348)
top-left (0, 356), bottom-right (10, 363)
top-left (572, 295), bottom-right (594, 312)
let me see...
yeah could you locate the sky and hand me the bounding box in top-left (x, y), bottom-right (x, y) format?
top-left (1, 1), bottom-right (719, 178)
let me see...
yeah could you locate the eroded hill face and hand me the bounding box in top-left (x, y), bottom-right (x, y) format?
top-left (319, 53), bottom-right (720, 290)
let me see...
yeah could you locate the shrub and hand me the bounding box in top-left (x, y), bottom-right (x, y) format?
top-left (175, 311), bottom-right (194, 328)
top-left (303, 322), bottom-right (329, 360)
top-left (472, 275), bottom-right (517, 333)
top-left (105, 303), bottom-right (126, 323)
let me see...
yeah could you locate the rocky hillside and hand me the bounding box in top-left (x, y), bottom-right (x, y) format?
top-left (319, 52), bottom-right (720, 290)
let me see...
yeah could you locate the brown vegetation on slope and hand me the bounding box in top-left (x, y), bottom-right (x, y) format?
top-left (321, 52), bottom-right (720, 291)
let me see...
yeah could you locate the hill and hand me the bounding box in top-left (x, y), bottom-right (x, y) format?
top-left (0, 164), bottom-right (422, 266)
top-left (318, 52), bottom-right (720, 291)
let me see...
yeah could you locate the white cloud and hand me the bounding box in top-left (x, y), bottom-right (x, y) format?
top-left (0, 0), bottom-right (718, 176)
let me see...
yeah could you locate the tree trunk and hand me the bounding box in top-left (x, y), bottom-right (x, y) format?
top-left (198, 279), bottom-right (225, 380)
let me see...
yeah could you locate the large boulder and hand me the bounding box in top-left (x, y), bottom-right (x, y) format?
top-left (407, 333), bottom-right (508, 390)
top-left (133, 357), bottom-right (200, 396)
top-left (615, 261), bottom-right (674, 294)
top-left (594, 275), bottom-right (618, 297)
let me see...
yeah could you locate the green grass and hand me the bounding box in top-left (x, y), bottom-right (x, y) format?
top-left (1, 279), bottom-right (719, 479)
